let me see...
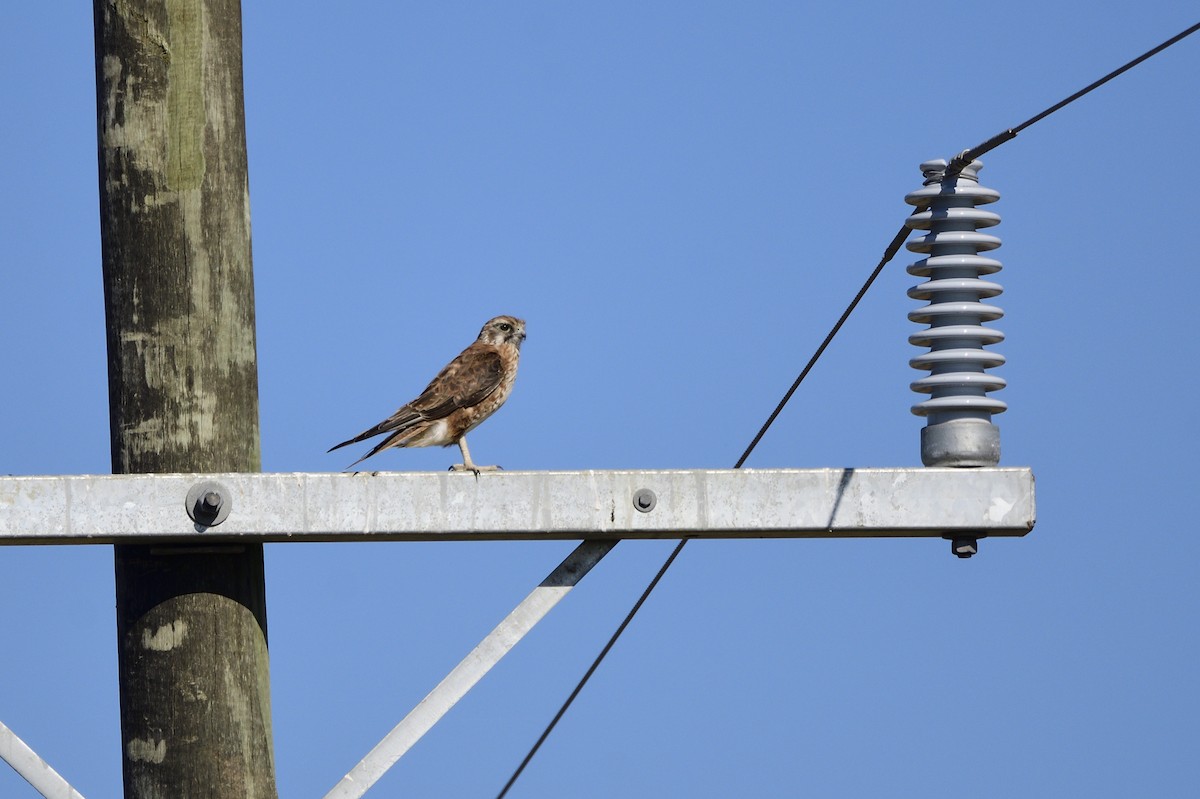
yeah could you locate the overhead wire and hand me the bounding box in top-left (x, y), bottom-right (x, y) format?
top-left (495, 19), bottom-right (1200, 798)
top-left (946, 19), bottom-right (1200, 176)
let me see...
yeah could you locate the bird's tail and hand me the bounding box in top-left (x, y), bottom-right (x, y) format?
top-left (327, 433), bottom-right (369, 453)
top-left (327, 408), bottom-right (422, 453)
top-left (341, 427), bottom-right (421, 469)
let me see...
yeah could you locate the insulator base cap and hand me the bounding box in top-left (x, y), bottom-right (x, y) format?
top-left (921, 419), bottom-right (1000, 467)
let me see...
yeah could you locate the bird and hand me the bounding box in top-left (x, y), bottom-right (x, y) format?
top-left (329, 315), bottom-right (526, 472)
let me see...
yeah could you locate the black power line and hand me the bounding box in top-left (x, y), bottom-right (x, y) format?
top-left (496, 19), bottom-right (1200, 798)
top-left (494, 538), bottom-right (688, 799)
top-left (733, 220), bottom-right (916, 469)
top-left (946, 19), bottom-right (1200, 175)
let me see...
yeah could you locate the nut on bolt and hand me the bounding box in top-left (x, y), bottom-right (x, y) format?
top-left (948, 536), bottom-right (980, 558)
top-left (632, 488), bottom-right (657, 513)
top-left (186, 481), bottom-right (233, 527)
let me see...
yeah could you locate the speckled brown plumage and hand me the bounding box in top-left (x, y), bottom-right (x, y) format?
top-left (329, 316), bottom-right (526, 471)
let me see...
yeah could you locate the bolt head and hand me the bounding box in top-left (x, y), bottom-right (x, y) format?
top-left (632, 489), bottom-right (657, 513)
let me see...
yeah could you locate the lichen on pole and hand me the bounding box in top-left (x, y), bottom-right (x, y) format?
top-left (92, 0), bottom-right (276, 796)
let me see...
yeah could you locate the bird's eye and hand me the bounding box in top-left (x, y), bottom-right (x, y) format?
top-left (498, 322), bottom-right (512, 332)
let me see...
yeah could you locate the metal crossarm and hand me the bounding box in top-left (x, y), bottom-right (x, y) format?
top-left (0, 468), bottom-right (1034, 545)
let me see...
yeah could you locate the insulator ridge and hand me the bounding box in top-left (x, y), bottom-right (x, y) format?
top-left (905, 159), bottom-right (1006, 467)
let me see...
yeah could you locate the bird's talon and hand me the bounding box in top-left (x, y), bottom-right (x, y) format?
top-left (449, 463), bottom-right (502, 474)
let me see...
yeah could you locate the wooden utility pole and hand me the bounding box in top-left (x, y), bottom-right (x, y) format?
top-left (92, 1), bottom-right (277, 797)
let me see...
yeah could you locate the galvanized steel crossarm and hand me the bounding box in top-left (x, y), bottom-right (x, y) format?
top-left (0, 468), bottom-right (1034, 545)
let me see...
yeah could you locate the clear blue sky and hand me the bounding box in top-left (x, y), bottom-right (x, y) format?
top-left (3, 3), bottom-right (1199, 797)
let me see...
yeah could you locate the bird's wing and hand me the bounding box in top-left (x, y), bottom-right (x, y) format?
top-left (410, 346), bottom-right (504, 419)
top-left (326, 346), bottom-right (504, 453)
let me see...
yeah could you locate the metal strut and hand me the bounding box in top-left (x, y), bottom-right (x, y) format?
top-left (0, 721), bottom-right (86, 799)
top-left (323, 540), bottom-right (617, 799)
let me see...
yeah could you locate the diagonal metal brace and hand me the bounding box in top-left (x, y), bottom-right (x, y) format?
top-left (322, 539), bottom-right (618, 799)
top-left (0, 721), bottom-right (87, 799)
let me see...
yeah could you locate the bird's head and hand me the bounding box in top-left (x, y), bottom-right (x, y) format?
top-left (479, 315), bottom-right (527, 349)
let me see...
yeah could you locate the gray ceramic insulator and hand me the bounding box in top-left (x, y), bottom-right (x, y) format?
top-left (904, 159), bottom-right (1007, 468)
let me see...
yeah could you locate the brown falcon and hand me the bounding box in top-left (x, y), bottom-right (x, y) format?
top-left (329, 315), bottom-right (526, 472)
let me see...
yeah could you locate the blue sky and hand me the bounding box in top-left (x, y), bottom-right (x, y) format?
top-left (3, 3), bottom-right (1199, 797)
